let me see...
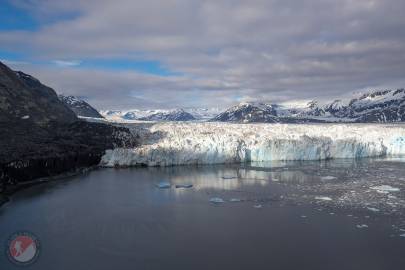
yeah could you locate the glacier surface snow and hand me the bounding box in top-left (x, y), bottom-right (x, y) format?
top-left (101, 122), bottom-right (405, 167)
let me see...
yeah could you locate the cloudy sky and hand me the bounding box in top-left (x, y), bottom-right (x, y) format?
top-left (1, 0), bottom-right (405, 110)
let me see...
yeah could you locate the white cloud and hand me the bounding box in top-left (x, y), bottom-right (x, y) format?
top-left (52, 60), bottom-right (82, 67)
top-left (1, 0), bottom-right (405, 109)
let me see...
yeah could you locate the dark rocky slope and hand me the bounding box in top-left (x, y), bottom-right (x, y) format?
top-left (0, 61), bottom-right (135, 197)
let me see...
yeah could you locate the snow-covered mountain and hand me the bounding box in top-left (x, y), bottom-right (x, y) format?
top-left (100, 107), bottom-right (220, 121)
top-left (58, 95), bottom-right (104, 119)
top-left (211, 89), bottom-right (405, 123)
top-left (138, 109), bottom-right (195, 121)
top-left (211, 102), bottom-right (280, 123)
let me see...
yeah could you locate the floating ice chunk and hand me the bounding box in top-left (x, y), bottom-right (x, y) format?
top-left (222, 176), bottom-right (237, 179)
top-left (356, 224), bottom-right (369, 229)
top-left (229, 198), bottom-right (242, 202)
top-left (175, 184), bottom-right (193, 188)
top-left (253, 204), bottom-right (263, 209)
top-left (21, 115), bottom-right (30, 119)
top-left (321, 176), bottom-right (337, 181)
top-left (272, 178), bottom-right (280, 182)
top-left (156, 181), bottom-right (171, 189)
top-left (315, 196), bottom-right (333, 201)
top-left (370, 185), bottom-right (400, 192)
top-left (301, 215), bottom-right (307, 218)
top-left (367, 207), bottom-right (380, 212)
top-left (210, 197), bottom-right (225, 204)
top-left (388, 195), bottom-right (397, 199)
top-left (400, 234), bottom-right (405, 238)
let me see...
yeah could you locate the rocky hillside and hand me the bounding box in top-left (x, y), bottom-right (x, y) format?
top-left (0, 61), bottom-right (135, 196)
top-left (0, 65), bottom-right (77, 125)
top-left (59, 95), bottom-right (104, 118)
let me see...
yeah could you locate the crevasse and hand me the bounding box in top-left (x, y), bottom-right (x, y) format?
top-left (101, 122), bottom-right (405, 167)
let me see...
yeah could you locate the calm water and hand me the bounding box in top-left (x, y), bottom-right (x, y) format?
top-left (1, 159), bottom-right (405, 270)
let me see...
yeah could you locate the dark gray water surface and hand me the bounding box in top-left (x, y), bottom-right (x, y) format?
top-left (1, 159), bottom-right (405, 270)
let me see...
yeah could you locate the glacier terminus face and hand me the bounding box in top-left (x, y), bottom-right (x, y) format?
top-left (101, 122), bottom-right (405, 167)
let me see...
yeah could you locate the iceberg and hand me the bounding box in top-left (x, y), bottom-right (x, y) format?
top-left (155, 181), bottom-right (171, 189)
top-left (209, 197), bottom-right (225, 204)
top-left (321, 176), bottom-right (337, 181)
top-left (370, 185), bottom-right (400, 192)
top-left (315, 196), bottom-right (333, 201)
top-left (175, 184), bottom-right (193, 188)
top-left (101, 122), bottom-right (405, 167)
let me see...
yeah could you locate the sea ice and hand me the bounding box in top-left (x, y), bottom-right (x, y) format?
top-left (229, 198), bottom-right (242, 202)
top-left (321, 176), bottom-right (337, 181)
top-left (370, 185), bottom-right (400, 192)
top-left (367, 207), bottom-right (380, 212)
top-left (356, 224), bottom-right (369, 229)
top-left (175, 184), bottom-right (193, 188)
top-left (156, 181), bottom-right (171, 189)
top-left (315, 196), bottom-right (333, 201)
top-left (210, 197), bottom-right (225, 204)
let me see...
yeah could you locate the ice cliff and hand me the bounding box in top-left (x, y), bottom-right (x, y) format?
top-left (101, 122), bottom-right (405, 167)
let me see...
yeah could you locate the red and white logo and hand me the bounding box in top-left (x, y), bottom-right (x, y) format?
top-left (6, 231), bottom-right (40, 266)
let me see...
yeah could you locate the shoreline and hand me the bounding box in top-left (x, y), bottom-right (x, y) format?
top-left (0, 165), bottom-right (98, 208)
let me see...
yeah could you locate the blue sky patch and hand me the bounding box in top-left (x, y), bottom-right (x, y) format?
top-left (0, 1), bottom-right (38, 31)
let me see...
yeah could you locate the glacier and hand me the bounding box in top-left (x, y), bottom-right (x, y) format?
top-left (100, 122), bottom-right (405, 167)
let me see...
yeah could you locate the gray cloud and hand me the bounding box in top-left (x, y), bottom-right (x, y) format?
top-left (2, 0), bottom-right (405, 109)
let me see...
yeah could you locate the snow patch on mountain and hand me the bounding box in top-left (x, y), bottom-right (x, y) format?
top-left (58, 95), bottom-right (104, 118)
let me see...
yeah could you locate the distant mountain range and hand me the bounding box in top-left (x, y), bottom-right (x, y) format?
top-left (100, 107), bottom-right (221, 121)
top-left (212, 89), bottom-right (405, 123)
top-left (72, 88), bottom-right (405, 123)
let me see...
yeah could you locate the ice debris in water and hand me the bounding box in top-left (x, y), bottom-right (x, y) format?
top-left (400, 234), bottom-right (405, 238)
top-left (175, 184), bottom-right (193, 188)
top-left (315, 196), bottom-right (333, 201)
top-left (222, 176), bottom-right (237, 179)
top-left (156, 181), bottom-right (171, 189)
top-left (272, 178), bottom-right (280, 182)
top-left (321, 176), bottom-right (337, 181)
top-left (356, 224), bottom-right (369, 229)
top-left (229, 198), bottom-right (242, 202)
top-left (21, 115), bottom-right (30, 120)
top-left (367, 207), bottom-right (380, 212)
top-left (253, 204), bottom-right (263, 209)
top-left (370, 185), bottom-right (400, 192)
top-left (210, 197), bottom-right (225, 204)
